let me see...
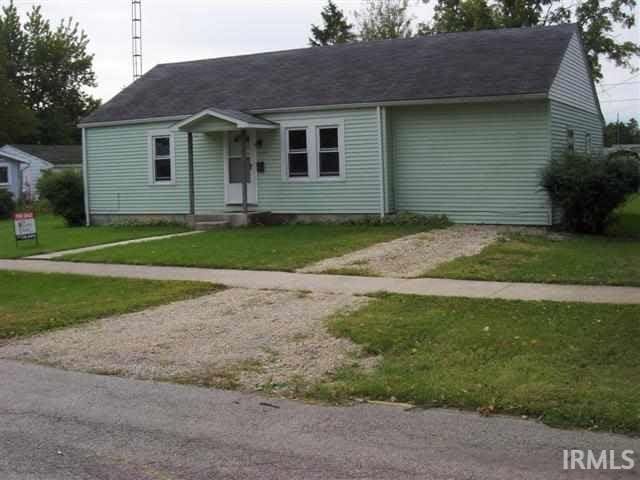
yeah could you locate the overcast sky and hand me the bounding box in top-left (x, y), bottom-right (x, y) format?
top-left (6, 0), bottom-right (639, 122)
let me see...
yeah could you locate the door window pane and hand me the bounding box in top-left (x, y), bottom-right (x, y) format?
top-left (229, 157), bottom-right (250, 184)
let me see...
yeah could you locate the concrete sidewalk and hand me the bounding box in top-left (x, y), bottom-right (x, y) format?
top-left (2, 259), bottom-right (639, 304)
top-left (25, 230), bottom-right (202, 260)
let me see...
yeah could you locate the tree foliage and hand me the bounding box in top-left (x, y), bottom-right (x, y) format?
top-left (604, 118), bottom-right (640, 146)
top-left (0, 1), bottom-right (99, 144)
top-left (421, 0), bottom-right (639, 81)
top-left (310, 1), bottom-right (357, 46)
top-left (37, 170), bottom-right (85, 226)
top-left (356, 0), bottom-right (415, 41)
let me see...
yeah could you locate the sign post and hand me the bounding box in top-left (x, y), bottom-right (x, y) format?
top-left (13, 212), bottom-right (38, 246)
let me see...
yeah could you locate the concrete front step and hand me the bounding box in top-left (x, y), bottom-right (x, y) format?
top-left (193, 211), bottom-right (271, 227)
top-left (194, 220), bottom-right (230, 231)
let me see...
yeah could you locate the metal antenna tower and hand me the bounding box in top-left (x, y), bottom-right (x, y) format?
top-left (131, 0), bottom-right (143, 81)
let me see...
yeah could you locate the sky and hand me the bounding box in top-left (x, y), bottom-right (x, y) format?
top-left (5, 0), bottom-right (640, 122)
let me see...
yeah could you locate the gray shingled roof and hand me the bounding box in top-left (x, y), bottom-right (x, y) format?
top-left (82, 24), bottom-right (577, 125)
top-left (11, 144), bottom-right (82, 165)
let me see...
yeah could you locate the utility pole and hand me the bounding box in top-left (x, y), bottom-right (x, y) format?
top-left (132, 0), bottom-right (143, 81)
top-left (617, 112), bottom-right (621, 145)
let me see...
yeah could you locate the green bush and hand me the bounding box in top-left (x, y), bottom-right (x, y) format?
top-left (0, 189), bottom-right (16, 219)
top-left (542, 152), bottom-right (640, 234)
top-left (37, 170), bottom-right (85, 226)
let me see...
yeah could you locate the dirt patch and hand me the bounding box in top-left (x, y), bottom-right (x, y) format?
top-left (0, 288), bottom-right (373, 395)
top-left (299, 225), bottom-right (503, 278)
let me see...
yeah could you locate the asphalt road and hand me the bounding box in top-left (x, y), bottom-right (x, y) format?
top-left (1, 359), bottom-right (638, 480)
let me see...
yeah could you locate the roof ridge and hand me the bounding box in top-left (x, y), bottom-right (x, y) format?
top-left (156, 23), bottom-right (578, 68)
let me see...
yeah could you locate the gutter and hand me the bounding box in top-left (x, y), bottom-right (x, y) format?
top-left (75, 93), bottom-right (548, 129)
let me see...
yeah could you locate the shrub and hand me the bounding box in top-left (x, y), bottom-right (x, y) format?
top-left (542, 152), bottom-right (640, 234)
top-left (0, 189), bottom-right (16, 219)
top-left (37, 170), bottom-right (85, 226)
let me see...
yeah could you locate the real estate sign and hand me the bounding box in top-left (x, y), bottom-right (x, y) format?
top-left (13, 212), bottom-right (38, 242)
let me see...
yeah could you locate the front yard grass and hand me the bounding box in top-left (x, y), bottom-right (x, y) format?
top-left (63, 223), bottom-right (441, 271)
top-left (425, 195), bottom-right (640, 286)
top-left (0, 270), bottom-right (218, 338)
top-left (316, 294), bottom-right (640, 434)
top-left (0, 214), bottom-right (187, 259)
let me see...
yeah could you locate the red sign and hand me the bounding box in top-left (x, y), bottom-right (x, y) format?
top-left (13, 211), bottom-right (37, 242)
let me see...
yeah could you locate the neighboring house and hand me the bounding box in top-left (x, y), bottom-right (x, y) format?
top-left (79, 24), bottom-right (603, 226)
top-left (0, 144), bottom-right (82, 200)
top-left (0, 148), bottom-right (28, 201)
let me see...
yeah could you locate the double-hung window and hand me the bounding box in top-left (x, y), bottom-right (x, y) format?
top-left (287, 129), bottom-right (309, 178)
top-left (318, 127), bottom-right (340, 177)
top-left (566, 129), bottom-right (575, 153)
top-left (282, 119), bottom-right (344, 181)
top-left (148, 131), bottom-right (174, 184)
top-left (0, 166), bottom-right (8, 185)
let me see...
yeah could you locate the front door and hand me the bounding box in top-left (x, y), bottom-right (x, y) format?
top-left (225, 131), bottom-right (257, 205)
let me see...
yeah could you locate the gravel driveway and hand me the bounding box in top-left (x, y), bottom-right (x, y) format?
top-left (299, 225), bottom-right (502, 278)
top-left (0, 288), bottom-right (371, 394)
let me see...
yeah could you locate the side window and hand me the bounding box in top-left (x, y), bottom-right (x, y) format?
top-left (318, 126), bottom-right (341, 177)
top-left (149, 133), bottom-right (174, 184)
top-left (287, 128), bottom-right (309, 178)
top-left (585, 133), bottom-right (592, 155)
top-left (0, 166), bottom-right (8, 185)
top-left (566, 129), bottom-right (575, 153)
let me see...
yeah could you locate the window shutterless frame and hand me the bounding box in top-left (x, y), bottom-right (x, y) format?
top-left (147, 129), bottom-right (176, 185)
top-left (0, 165), bottom-right (9, 185)
top-left (280, 118), bottom-right (345, 182)
top-left (286, 128), bottom-right (310, 178)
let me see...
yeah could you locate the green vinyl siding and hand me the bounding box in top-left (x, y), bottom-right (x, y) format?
top-left (86, 122), bottom-right (225, 215)
top-left (86, 122), bottom-right (189, 214)
top-left (193, 132), bottom-right (225, 213)
top-left (255, 108), bottom-right (382, 214)
top-left (391, 102), bottom-right (552, 225)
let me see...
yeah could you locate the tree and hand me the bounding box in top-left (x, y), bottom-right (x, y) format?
top-left (0, 1), bottom-right (99, 144)
top-left (0, 41), bottom-right (36, 144)
top-left (604, 118), bottom-right (640, 146)
top-left (356, 0), bottom-right (415, 41)
top-left (310, 1), bottom-right (357, 46)
top-left (422, 0), bottom-right (640, 81)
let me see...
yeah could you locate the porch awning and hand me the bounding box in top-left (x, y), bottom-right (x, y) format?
top-left (174, 108), bottom-right (278, 133)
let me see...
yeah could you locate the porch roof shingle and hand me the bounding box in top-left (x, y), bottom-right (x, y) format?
top-left (81, 24), bottom-right (577, 125)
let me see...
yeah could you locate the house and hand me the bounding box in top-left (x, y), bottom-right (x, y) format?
top-left (0, 144), bottom-right (82, 200)
top-left (0, 147), bottom-right (28, 201)
top-left (79, 24), bottom-right (603, 227)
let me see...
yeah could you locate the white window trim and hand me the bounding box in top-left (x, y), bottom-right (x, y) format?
top-left (585, 133), bottom-right (592, 155)
top-left (0, 164), bottom-right (9, 186)
top-left (147, 129), bottom-right (176, 185)
top-left (280, 118), bottom-right (345, 182)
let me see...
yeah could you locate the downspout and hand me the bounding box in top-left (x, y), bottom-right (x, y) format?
top-left (82, 128), bottom-right (90, 226)
top-left (377, 106), bottom-right (386, 219)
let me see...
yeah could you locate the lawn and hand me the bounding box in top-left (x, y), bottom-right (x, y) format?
top-left (317, 294), bottom-right (640, 434)
top-left (425, 195), bottom-right (640, 286)
top-left (0, 214), bottom-right (187, 259)
top-left (0, 270), bottom-right (218, 338)
top-left (63, 223), bottom-right (444, 271)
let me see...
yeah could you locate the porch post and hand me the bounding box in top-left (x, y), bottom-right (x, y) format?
top-left (187, 132), bottom-right (195, 215)
top-left (240, 129), bottom-right (249, 214)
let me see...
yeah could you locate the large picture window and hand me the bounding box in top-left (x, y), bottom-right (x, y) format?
top-left (0, 166), bottom-right (8, 185)
top-left (148, 130), bottom-right (175, 184)
top-left (281, 119), bottom-right (344, 181)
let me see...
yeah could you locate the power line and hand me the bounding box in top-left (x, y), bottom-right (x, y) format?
top-left (600, 98), bottom-right (640, 103)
